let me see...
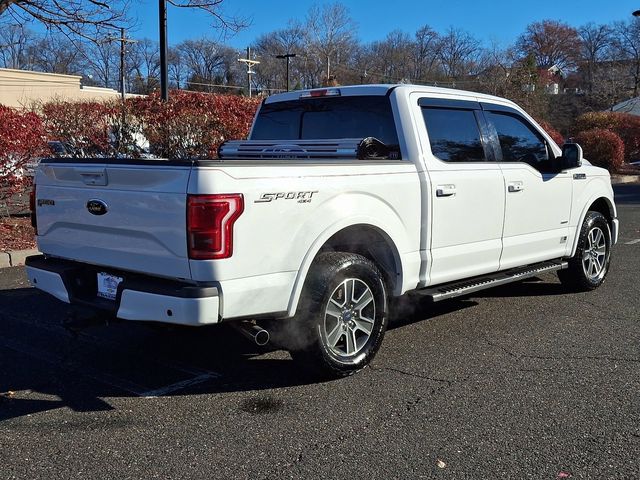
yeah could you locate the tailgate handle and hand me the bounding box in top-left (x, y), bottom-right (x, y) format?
top-left (77, 168), bottom-right (108, 186)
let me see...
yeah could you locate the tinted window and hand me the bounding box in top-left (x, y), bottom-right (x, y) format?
top-left (251, 96), bottom-right (399, 146)
top-left (421, 108), bottom-right (485, 162)
top-left (486, 111), bottom-right (551, 171)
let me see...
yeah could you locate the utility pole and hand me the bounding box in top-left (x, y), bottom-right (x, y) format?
top-left (105, 28), bottom-right (137, 148)
top-left (117, 28), bottom-right (138, 102)
top-left (106, 28), bottom-right (137, 100)
top-left (159, 0), bottom-right (169, 101)
top-left (276, 53), bottom-right (296, 91)
top-left (237, 47), bottom-right (260, 97)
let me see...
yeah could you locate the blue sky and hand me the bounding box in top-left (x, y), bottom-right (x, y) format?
top-left (129, 0), bottom-right (640, 48)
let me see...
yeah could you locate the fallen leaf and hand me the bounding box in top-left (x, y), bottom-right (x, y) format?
top-left (436, 459), bottom-right (446, 469)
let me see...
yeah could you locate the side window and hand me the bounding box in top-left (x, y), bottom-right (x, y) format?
top-left (421, 108), bottom-right (486, 162)
top-left (486, 111), bottom-right (552, 172)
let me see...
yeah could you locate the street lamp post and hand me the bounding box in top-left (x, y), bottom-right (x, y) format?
top-left (159, 0), bottom-right (169, 101)
top-left (276, 53), bottom-right (296, 92)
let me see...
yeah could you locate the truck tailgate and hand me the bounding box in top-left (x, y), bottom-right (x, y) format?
top-left (35, 162), bottom-right (193, 280)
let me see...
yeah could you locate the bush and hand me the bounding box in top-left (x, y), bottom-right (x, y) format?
top-left (0, 106), bottom-right (47, 209)
top-left (39, 91), bottom-right (262, 160)
top-left (536, 120), bottom-right (564, 146)
top-left (41, 100), bottom-right (117, 156)
top-left (127, 91), bottom-right (261, 159)
top-left (575, 111), bottom-right (640, 162)
top-left (574, 128), bottom-right (625, 173)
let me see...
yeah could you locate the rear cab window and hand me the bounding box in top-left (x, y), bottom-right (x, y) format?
top-left (251, 95), bottom-right (400, 150)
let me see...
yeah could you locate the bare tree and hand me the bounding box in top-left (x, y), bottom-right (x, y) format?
top-left (414, 25), bottom-right (441, 81)
top-left (84, 38), bottom-right (120, 88)
top-left (611, 19), bottom-right (640, 97)
top-left (0, 0), bottom-right (245, 43)
top-left (254, 26), bottom-right (305, 91)
top-left (30, 34), bottom-right (83, 74)
top-left (178, 38), bottom-right (236, 91)
top-left (304, 2), bottom-right (357, 82)
top-left (0, 23), bottom-right (36, 69)
top-left (128, 38), bottom-right (160, 94)
top-left (167, 47), bottom-right (184, 89)
top-left (0, 0), bottom-right (129, 41)
top-left (437, 27), bottom-right (481, 79)
top-left (368, 30), bottom-right (415, 83)
top-left (579, 22), bottom-right (613, 92)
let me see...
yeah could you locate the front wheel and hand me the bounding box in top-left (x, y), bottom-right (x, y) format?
top-left (558, 211), bottom-right (612, 291)
top-left (288, 252), bottom-right (389, 378)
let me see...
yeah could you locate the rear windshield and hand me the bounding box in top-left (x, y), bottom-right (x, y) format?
top-left (250, 95), bottom-right (400, 146)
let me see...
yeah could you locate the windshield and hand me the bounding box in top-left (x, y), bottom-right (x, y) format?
top-left (250, 95), bottom-right (400, 147)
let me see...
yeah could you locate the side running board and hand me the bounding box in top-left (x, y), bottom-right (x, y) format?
top-left (416, 260), bottom-right (568, 302)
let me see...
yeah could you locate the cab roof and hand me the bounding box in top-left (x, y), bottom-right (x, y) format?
top-left (264, 83), bottom-right (514, 107)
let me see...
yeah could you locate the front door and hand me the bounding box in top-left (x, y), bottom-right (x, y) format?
top-left (482, 106), bottom-right (572, 269)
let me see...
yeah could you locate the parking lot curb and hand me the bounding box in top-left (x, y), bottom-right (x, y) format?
top-left (0, 248), bottom-right (39, 268)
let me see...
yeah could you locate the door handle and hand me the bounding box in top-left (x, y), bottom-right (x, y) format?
top-left (508, 182), bottom-right (524, 193)
top-left (436, 185), bottom-right (456, 197)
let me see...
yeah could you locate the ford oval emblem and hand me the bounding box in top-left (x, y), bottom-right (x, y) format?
top-left (87, 199), bottom-right (108, 216)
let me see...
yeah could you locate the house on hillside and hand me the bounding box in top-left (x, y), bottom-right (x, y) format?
top-left (613, 97), bottom-right (640, 116)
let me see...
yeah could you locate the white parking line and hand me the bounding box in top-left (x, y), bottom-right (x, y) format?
top-left (1, 336), bottom-right (148, 396)
top-left (624, 239), bottom-right (640, 245)
top-left (141, 372), bottom-right (220, 398)
top-left (3, 312), bottom-right (224, 398)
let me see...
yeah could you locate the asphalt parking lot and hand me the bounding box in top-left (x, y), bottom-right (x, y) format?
top-left (1, 184), bottom-right (639, 479)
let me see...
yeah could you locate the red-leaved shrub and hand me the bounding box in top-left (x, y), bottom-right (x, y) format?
top-left (128, 91), bottom-right (261, 159)
top-left (0, 105), bottom-right (47, 207)
top-left (41, 100), bottom-right (117, 156)
top-left (574, 128), bottom-right (625, 173)
top-left (575, 111), bottom-right (640, 162)
top-left (537, 120), bottom-right (565, 146)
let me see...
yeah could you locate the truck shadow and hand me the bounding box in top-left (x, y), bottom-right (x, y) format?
top-left (0, 277), bottom-right (568, 421)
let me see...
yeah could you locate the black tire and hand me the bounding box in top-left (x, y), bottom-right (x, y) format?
top-left (287, 252), bottom-right (388, 378)
top-left (558, 211), bottom-right (612, 291)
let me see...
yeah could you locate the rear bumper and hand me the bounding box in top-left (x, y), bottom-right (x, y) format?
top-left (25, 255), bottom-right (220, 326)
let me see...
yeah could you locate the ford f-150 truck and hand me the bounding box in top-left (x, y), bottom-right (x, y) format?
top-left (26, 84), bottom-right (618, 377)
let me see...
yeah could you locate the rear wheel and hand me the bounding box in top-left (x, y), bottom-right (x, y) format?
top-left (558, 211), bottom-right (611, 291)
top-left (288, 252), bottom-right (388, 378)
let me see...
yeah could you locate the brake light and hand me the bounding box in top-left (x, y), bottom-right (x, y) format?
top-left (187, 194), bottom-right (244, 260)
top-left (300, 88), bottom-right (341, 98)
top-left (29, 184), bottom-right (37, 235)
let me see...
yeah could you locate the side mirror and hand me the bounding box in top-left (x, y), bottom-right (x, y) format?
top-left (560, 142), bottom-right (583, 170)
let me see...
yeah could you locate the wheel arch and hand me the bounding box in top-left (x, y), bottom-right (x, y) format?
top-left (287, 221), bottom-right (405, 317)
top-left (570, 194), bottom-right (617, 257)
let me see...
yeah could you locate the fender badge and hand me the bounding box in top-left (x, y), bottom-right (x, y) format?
top-left (87, 199), bottom-right (108, 216)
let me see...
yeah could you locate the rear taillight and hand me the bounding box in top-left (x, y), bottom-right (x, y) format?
top-left (29, 184), bottom-right (37, 235)
top-left (187, 194), bottom-right (244, 260)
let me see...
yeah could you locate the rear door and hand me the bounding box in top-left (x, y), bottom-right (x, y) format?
top-left (35, 161), bottom-right (193, 280)
top-left (417, 97), bottom-right (505, 285)
top-left (481, 105), bottom-right (572, 269)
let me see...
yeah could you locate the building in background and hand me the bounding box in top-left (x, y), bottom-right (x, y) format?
top-left (613, 97), bottom-right (640, 116)
top-left (0, 68), bottom-right (142, 108)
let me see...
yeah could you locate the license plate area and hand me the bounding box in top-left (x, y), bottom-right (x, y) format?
top-left (97, 272), bottom-right (123, 301)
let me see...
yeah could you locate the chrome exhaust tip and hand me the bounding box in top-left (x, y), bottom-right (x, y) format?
top-left (231, 321), bottom-right (270, 346)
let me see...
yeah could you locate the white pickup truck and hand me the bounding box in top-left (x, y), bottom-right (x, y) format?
top-left (26, 84), bottom-right (618, 376)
